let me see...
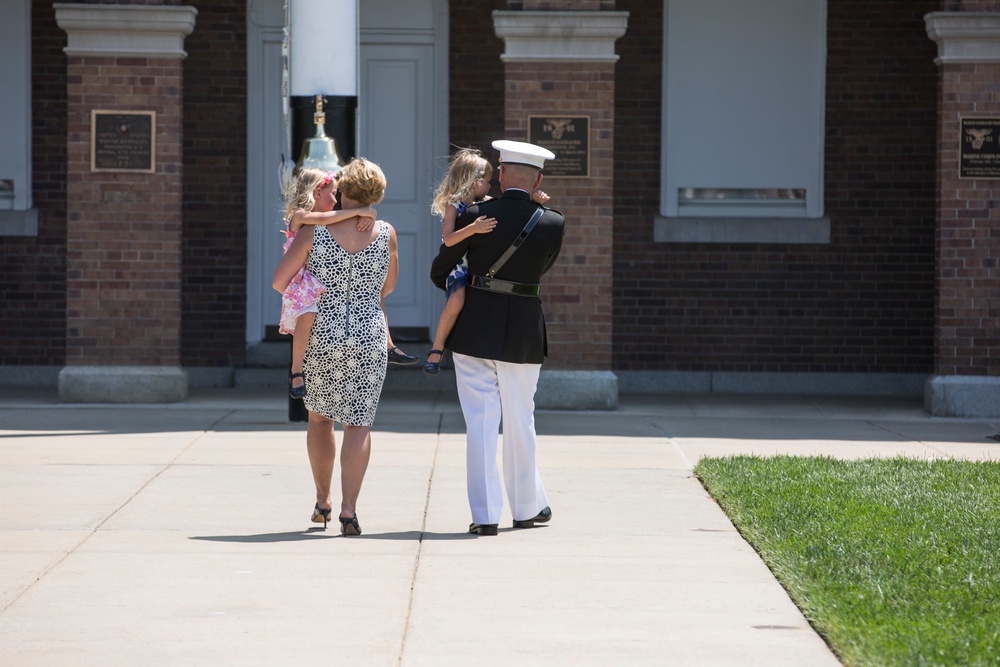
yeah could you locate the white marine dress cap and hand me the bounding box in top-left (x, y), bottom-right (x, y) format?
top-left (492, 139), bottom-right (556, 170)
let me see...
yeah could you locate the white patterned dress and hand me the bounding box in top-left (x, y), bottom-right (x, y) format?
top-left (302, 222), bottom-right (390, 425)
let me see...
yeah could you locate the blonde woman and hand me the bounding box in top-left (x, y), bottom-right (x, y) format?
top-left (273, 158), bottom-right (399, 535)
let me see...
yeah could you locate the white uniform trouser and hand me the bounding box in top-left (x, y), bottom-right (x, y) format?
top-left (453, 352), bottom-right (549, 525)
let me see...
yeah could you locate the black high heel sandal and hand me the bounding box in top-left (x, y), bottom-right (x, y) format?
top-left (288, 371), bottom-right (306, 399)
top-left (423, 349), bottom-right (444, 375)
top-left (311, 503), bottom-right (331, 530)
top-left (339, 514), bottom-right (362, 536)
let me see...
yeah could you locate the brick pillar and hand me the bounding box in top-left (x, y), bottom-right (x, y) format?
top-left (493, 6), bottom-right (627, 409)
top-left (925, 12), bottom-right (1000, 417)
top-left (55, 4), bottom-right (196, 403)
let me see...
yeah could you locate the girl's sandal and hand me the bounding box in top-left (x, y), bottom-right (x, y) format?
top-left (288, 372), bottom-right (307, 399)
top-left (423, 349), bottom-right (444, 375)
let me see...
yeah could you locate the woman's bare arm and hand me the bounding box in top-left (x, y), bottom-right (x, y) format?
top-left (273, 225), bottom-right (315, 292)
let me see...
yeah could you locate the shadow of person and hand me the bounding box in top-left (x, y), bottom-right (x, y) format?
top-left (189, 530), bottom-right (478, 543)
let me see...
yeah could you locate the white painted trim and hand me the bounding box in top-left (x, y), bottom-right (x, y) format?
top-left (245, 8), bottom-right (284, 345)
top-left (0, 0), bottom-right (32, 217)
top-left (660, 0), bottom-right (827, 222)
top-left (925, 12), bottom-right (1000, 64)
top-left (655, 216), bottom-right (831, 244)
top-left (0, 209), bottom-right (38, 237)
top-left (54, 4), bottom-right (197, 59)
top-left (492, 10), bottom-right (628, 63)
top-left (245, 0), bottom-right (449, 345)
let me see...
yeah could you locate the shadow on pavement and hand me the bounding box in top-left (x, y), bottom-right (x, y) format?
top-left (190, 530), bottom-right (474, 543)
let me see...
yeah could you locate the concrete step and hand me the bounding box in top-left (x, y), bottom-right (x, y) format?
top-left (245, 341), bottom-right (441, 370)
top-left (234, 360), bottom-right (456, 392)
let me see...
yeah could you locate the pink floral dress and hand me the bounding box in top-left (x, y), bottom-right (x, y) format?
top-left (279, 217), bottom-right (326, 335)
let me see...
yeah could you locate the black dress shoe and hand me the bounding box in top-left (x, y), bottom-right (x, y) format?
top-left (387, 346), bottom-right (418, 365)
top-left (468, 523), bottom-right (499, 536)
top-left (512, 506), bottom-right (551, 529)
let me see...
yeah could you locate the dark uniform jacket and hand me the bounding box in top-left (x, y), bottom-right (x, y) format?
top-left (430, 189), bottom-right (565, 364)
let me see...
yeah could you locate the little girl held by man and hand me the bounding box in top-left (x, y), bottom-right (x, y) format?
top-left (424, 148), bottom-right (549, 374)
top-left (279, 168), bottom-right (415, 399)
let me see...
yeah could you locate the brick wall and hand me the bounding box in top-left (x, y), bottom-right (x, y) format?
top-left (449, 1), bottom-right (507, 170)
top-left (180, 0), bottom-right (249, 368)
top-left (8, 0), bottom-right (958, 377)
top-left (611, 0), bottom-right (939, 374)
top-left (5, 0), bottom-right (247, 370)
top-left (936, 63), bottom-right (1000, 376)
top-left (64, 55), bottom-right (184, 366)
top-left (451, 5), bottom-right (616, 370)
top-left (504, 62), bottom-right (616, 370)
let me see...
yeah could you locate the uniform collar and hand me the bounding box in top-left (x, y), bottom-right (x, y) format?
top-left (500, 188), bottom-right (532, 201)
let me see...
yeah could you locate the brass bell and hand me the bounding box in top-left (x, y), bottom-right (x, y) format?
top-left (294, 95), bottom-right (345, 176)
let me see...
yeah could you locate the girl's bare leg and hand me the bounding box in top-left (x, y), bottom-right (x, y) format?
top-left (306, 412), bottom-right (336, 511)
top-left (291, 312), bottom-right (316, 391)
top-left (339, 424), bottom-right (372, 519)
top-left (429, 288), bottom-right (465, 363)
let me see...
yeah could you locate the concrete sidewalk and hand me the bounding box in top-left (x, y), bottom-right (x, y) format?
top-left (1, 388), bottom-right (998, 666)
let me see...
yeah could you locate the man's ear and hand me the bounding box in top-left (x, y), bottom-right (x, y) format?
top-left (534, 171), bottom-right (543, 189)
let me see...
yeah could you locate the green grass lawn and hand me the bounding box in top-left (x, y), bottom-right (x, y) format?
top-left (693, 456), bottom-right (1000, 667)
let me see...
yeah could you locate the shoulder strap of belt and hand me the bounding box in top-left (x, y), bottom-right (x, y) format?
top-left (485, 206), bottom-right (545, 279)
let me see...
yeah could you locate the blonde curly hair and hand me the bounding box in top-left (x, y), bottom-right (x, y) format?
top-left (431, 148), bottom-right (491, 217)
top-left (282, 168), bottom-right (336, 219)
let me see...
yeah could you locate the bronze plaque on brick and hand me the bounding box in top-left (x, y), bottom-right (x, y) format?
top-left (960, 117), bottom-right (1000, 179)
top-left (91, 110), bottom-right (156, 173)
top-left (528, 115), bottom-right (589, 178)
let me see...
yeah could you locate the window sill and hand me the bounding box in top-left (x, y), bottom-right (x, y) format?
top-left (654, 215), bottom-right (830, 244)
top-left (0, 209), bottom-right (39, 237)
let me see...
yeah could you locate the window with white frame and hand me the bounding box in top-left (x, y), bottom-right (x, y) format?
top-left (0, 0), bottom-right (35, 236)
top-left (657, 0), bottom-right (827, 243)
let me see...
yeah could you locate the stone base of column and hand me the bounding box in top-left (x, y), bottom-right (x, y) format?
top-left (58, 366), bottom-right (188, 404)
top-left (536, 370), bottom-right (618, 410)
top-left (925, 375), bottom-right (1000, 418)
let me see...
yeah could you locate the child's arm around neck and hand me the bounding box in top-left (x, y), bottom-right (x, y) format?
top-left (290, 205), bottom-right (377, 233)
top-left (441, 197), bottom-right (495, 247)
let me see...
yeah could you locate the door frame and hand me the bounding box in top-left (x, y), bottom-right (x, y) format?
top-left (244, 0), bottom-right (449, 345)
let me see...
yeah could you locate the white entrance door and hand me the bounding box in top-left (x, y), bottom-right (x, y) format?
top-left (245, 0), bottom-right (447, 344)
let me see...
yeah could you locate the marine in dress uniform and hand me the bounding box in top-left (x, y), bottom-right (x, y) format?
top-left (430, 140), bottom-right (566, 535)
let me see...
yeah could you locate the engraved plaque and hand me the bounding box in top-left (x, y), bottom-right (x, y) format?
top-left (91, 110), bottom-right (156, 173)
top-left (528, 115), bottom-right (589, 178)
top-left (960, 117), bottom-right (1000, 180)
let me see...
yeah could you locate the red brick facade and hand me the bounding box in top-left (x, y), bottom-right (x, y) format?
top-left (180, 0), bottom-right (248, 368)
top-left (4, 0), bottom-right (995, 394)
top-left (65, 55), bottom-right (184, 366)
top-left (936, 62), bottom-right (1000, 377)
top-left (503, 61), bottom-right (616, 370)
top-left (611, 0), bottom-right (939, 375)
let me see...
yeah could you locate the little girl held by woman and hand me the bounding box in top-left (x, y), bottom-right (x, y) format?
top-left (279, 168), bottom-right (376, 398)
top-left (424, 148), bottom-right (549, 374)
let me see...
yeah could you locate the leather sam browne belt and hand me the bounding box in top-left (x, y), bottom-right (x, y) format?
top-left (468, 274), bottom-right (540, 297)
top-left (468, 206), bottom-right (546, 298)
